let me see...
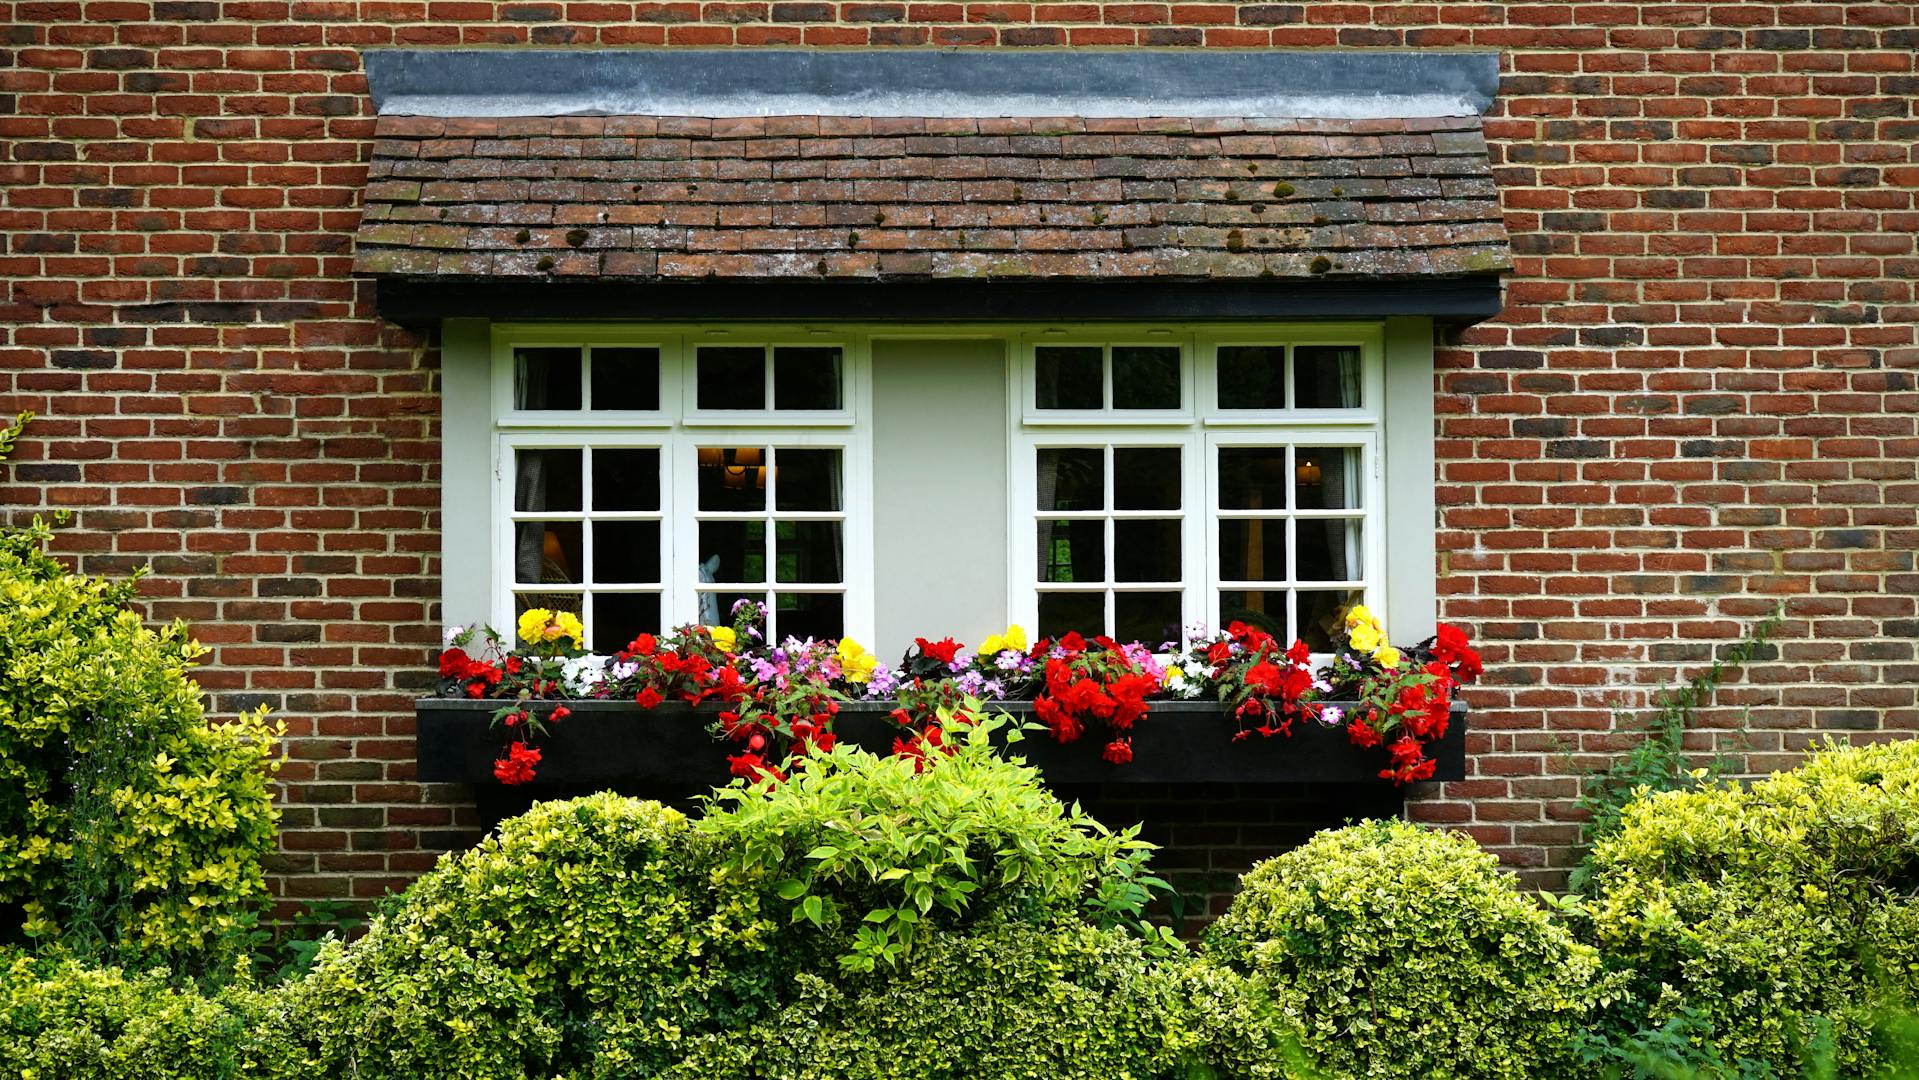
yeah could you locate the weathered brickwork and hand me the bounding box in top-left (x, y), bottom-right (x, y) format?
top-left (2, 4), bottom-right (1915, 910)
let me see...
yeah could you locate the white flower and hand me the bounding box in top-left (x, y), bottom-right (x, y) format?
top-left (443, 625), bottom-right (465, 646)
top-left (560, 654), bottom-right (609, 696)
top-left (1319, 705), bottom-right (1344, 727)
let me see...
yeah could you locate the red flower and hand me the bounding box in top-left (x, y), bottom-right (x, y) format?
top-left (492, 741), bottom-right (541, 786)
top-left (1101, 738), bottom-right (1133, 765)
top-left (504, 655), bottom-right (523, 676)
top-left (727, 752), bottom-right (774, 781)
top-left (1056, 631), bottom-right (1087, 655)
top-left (635, 687), bottom-right (664, 709)
top-left (629, 632), bottom-right (657, 656)
top-left (1284, 638), bottom-right (1312, 666)
top-left (438, 647), bottom-right (470, 678)
top-left (1432, 623), bottom-right (1484, 682)
top-left (915, 637), bottom-right (962, 665)
top-left (1347, 717), bottom-right (1384, 749)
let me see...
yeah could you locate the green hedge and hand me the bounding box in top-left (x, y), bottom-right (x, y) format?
top-left (1205, 818), bottom-right (1605, 1079)
top-left (1583, 737), bottom-right (1919, 1075)
top-left (0, 519), bottom-right (280, 971)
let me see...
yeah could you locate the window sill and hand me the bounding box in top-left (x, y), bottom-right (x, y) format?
top-left (415, 697), bottom-right (1467, 796)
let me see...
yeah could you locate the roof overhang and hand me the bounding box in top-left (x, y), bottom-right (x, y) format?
top-left (355, 49), bottom-right (1510, 328)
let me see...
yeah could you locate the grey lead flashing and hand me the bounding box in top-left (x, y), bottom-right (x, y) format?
top-left (363, 49), bottom-right (1499, 120)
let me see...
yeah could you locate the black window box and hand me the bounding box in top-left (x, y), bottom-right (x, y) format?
top-left (416, 697), bottom-right (1465, 822)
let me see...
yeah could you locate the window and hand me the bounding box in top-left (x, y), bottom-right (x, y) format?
top-left (492, 332), bottom-right (870, 650)
top-left (1014, 329), bottom-right (1384, 649)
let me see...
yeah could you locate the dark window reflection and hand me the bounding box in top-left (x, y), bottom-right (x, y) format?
top-left (592, 448), bottom-right (659, 512)
top-left (697, 520), bottom-right (766, 583)
top-left (1218, 588), bottom-right (1285, 642)
top-left (1115, 592), bottom-right (1181, 648)
top-left (774, 449), bottom-right (841, 512)
top-left (777, 592), bottom-right (843, 641)
top-left (697, 346), bottom-right (765, 410)
top-left (697, 447), bottom-right (766, 511)
top-left (592, 593), bottom-right (660, 653)
top-left (1038, 519), bottom-right (1105, 583)
top-left (1295, 589), bottom-right (1362, 652)
top-left (1218, 447), bottom-right (1287, 510)
top-left (773, 347), bottom-right (842, 410)
top-left (514, 521), bottom-right (581, 586)
top-left (1113, 519), bottom-right (1179, 582)
top-left (514, 448), bottom-right (581, 512)
top-left (1112, 346), bottom-right (1180, 409)
top-left (1035, 346), bottom-right (1103, 409)
top-left (514, 347), bottom-right (581, 410)
top-left (1293, 345), bottom-right (1361, 409)
top-left (1219, 519), bottom-right (1287, 583)
top-left (1038, 592), bottom-right (1104, 639)
top-left (1113, 447), bottom-right (1179, 510)
top-left (776, 520), bottom-right (842, 584)
top-left (1037, 448), bottom-right (1103, 512)
top-left (1216, 345), bottom-right (1283, 409)
top-left (593, 521), bottom-right (661, 585)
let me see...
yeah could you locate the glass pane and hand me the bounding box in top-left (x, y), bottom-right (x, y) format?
top-left (1036, 447), bottom-right (1103, 512)
top-left (514, 448), bottom-right (581, 512)
top-left (1219, 519), bottom-right (1287, 583)
top-left (1295, 446), bottom-right (1361, 510)
top-left (697, 446), bottom-right (766, 512)
top-left (1113, 447), bottom-right (1180, 511)
top-left (1217, 588), bottom-right (1285, 642)
top-left (774, 449), bottom-right (841, 511)
top-left (1113, 519), bottom-right (1180, 583)
top-left (517, 590), bottom-right (581, 625)
top-left (1035, 346), bottom-right (1103, 410)
top-left (696, 589), bottom-right (766, 631)
top-left (697, 520), bottom-right (767, 584)
top-left (1216, 345), bottom-right (1283, 410)
top-left (1038, 592), bottom-right (1105, 640)
top-left (776, 520), bottom-right (842, 584)
top-left (592, 593), bottom-right (660, 653)
top-left (1218, 447), bottom-right (1287, 510)
top-left (1293, 345), bottom-right (1362, 409)
top-left (1115, 591), bottom-right (1181, 648)
top-left (697, 346), bottom-right (765, 410)
top-left (514, 347), bottom-right (581, 410)
top-left (590, 347), bottom-right (660, 411)
top-left (1297, 519), bottom-right (1362, 583)
top-left (776, 592), bottom-right (843, 642)
top-left (592, 448), bottom-right (659, 512)
top-left (1037, 519), bottom-right (1105, 583)
top-left (1297, 589), bottom-right (1364, 653)
top-left (1112, 346), bottom-right (1181, 410)
top-left (773, 346), bottom-right (842, 410)
top-left (513, 521), bottom-right (582, 585)
top-left (593, 521), bottom-right (661, 585)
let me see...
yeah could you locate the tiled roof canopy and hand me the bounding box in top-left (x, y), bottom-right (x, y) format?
top-left (353, 114), bottom-right (1511, 284)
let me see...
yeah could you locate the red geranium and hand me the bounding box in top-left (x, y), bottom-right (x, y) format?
top-left (492, 740), bottom-right (541, 786)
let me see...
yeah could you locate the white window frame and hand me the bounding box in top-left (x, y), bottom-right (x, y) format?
top-left (486, 326), bottom-right (875, 649)
top-left (1009, 325), bottom-right (1388, 648)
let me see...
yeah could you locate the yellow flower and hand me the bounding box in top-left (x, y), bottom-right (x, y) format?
top-left (836, 637), bottom-right (877, 683)
top-left (707, 625), bottom-right (737, 653)
top-left (1344, 604), bottom-right (1377, 632)
top-left (516, 608), bottom-right (583, 649)
top-left (1163, 664), bottom-right (1186, 685)
top-left (1375, 646), bottom-right (1401, 669)
top-left (1002, 623), bottom-right (1028, 652)
top-left (1348, 624), bottom-right (1380, 654)
top-left (980, 634), bottom-right (1003, 656)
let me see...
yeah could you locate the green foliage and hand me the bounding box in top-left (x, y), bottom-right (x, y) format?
top-left (0, 518), bottom-right (281, 973)
top-left (1572, 612), bottom-right (1782, 891)
top-left (0, 411), bottom-right (33, 467)
top-left (698, 712), bottom-right (1170, 973)
top-left (661, 920), bottom-right (1306, 1080)
top-left (1582, 737), bottom-right (1919, 1076)
top-left (1205, 819), bottom-right (1607, 1079)
top-left (0, 952), bottom-right (295, 1079)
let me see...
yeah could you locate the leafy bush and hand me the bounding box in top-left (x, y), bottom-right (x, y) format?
top-left (0, 952), bottom-right (294, 1079)
top-left (1583, 738), bottom-right (1919, 1075)
top-left (1205, 819), bottom-right (1605, 1079)
top-left (0, 518), bottom-right (280, 971)
top-left (698, 713), bottom-right (1168, 972)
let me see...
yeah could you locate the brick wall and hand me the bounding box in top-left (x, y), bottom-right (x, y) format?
top-left (3, 3), bottom-right (1914, 911)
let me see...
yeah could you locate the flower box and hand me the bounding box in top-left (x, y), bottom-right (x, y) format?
top-left (415, 697), bottom-right (1466, 804)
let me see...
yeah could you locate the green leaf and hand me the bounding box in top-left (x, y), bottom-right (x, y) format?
top-left (774, 879), bottom-right (807, 900)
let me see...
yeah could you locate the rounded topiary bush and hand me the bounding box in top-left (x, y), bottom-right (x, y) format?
top-left (1204, 819), bottom-right (1603, 1079)
top-left (0, 519), bottom-right (279, 970)
top-left (1584, 737), bottom-right (1919, 1074)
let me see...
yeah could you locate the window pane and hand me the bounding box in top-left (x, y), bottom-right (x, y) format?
top-left (1296, 589), bottom-right (1363, 653)
top-left (590, 347), bottom-right (660, 411)
top-left (1035, 346), bottom-right (1103, 410)
top-left (776, 520), bottom-right (842, 584)
top-left (513, 522), bottom-right (581, 585)
top-left (1219, 519), bottom-right (1287, 582)
top-left (514, 347), bottom-right (581, 410)
top-left (696, 346), bottom-right (765, 410)
top-left (1112, 346), bottom-right (1180, 410)
top-left (1295, 446), bottom-right (1361, 510)
top-left (1113, 519), bottom-right (1180, 583)
top-left (776, 592), bottom-right (843, 642)
top-left (1038, 591), bottom-right (1104, 640)
top-left (1218, 589), bottom-right (1285, 641)
top-left (1218, 447), bottom-right (1287, 510)
top-left (1113, 447), bottom-right (1180, 510)
top-left (1216, 345), bottom-right (1283, 410)
top-left (592, 448), bottom-right (659, 512)
top-left (593, 521), bottom-right (661, 585)
top-left (1115, 592), bottom-right (1181, 648)
top-left (592, 593), bottom-right (659, 653)
top-left (1293, 345), bottom-right (1362, 409)
top-left (698, 520), bottom-right (767, 583)
top-left (1297, 519), bottom-right (1362, 583)
top-left (773, 346), bottom-right (842, 410)
top-left (514, 448), bottom-right (581, 512)
top-left (697, 446), bottom-right (766, 511)
top-left (1037, 519), bottom-right (1105, 583)
top-left (1037, 447), bottom-right (1103, 512)
top-left (697, 589), bottom-right (766, 630)
top-left (774, 449), bottom-right (841, 511)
